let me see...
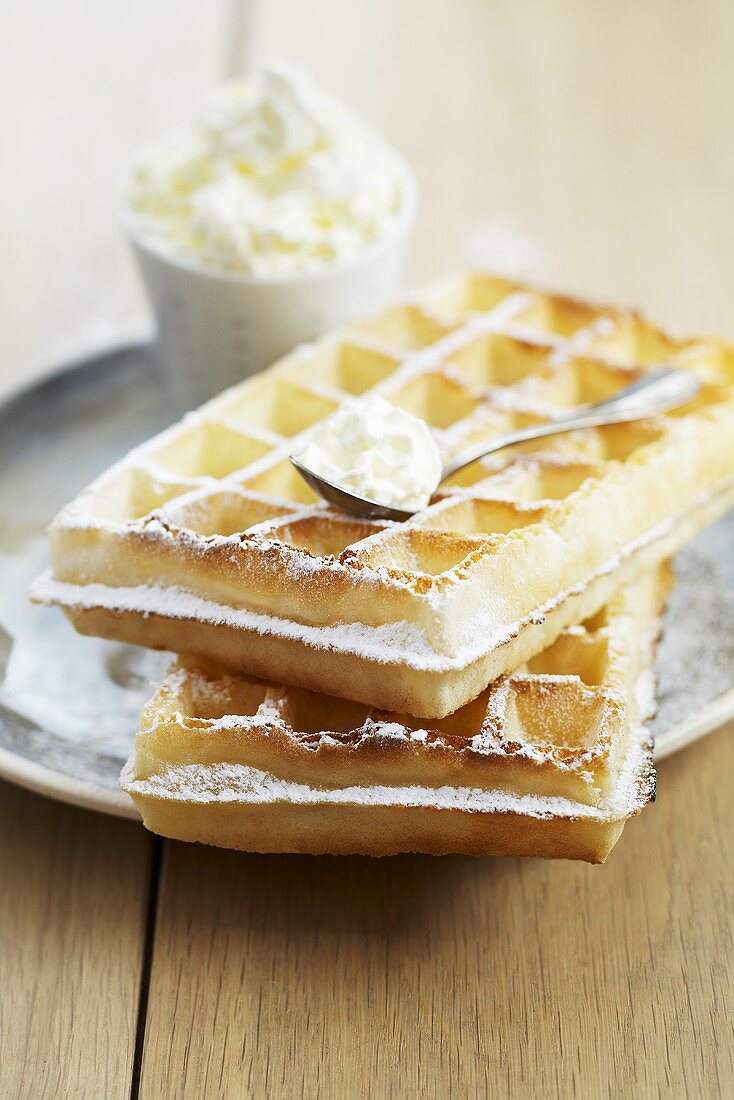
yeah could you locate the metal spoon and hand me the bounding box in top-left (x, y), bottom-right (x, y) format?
top-left (291, 366), bottom-right (701, 522)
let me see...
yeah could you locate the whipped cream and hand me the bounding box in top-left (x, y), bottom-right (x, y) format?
top-left (125, 62), bottom-right (412, 277)
top-left (296, 396), bottom-right (443, 512)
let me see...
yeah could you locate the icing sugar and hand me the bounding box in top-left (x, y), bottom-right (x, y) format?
top-left (31, 572), bottom-right (446, 665)
top-left (0, 540), bottom-right (169, 757)
top-left (33, 474), bottom-right (734, 673)
top-left (122, 707), bottom-right (651, 823)
top-left (652, 525), bottom-right (734, 733)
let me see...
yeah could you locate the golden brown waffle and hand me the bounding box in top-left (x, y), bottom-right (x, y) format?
top-left (34, 273), bottom-right (734, 717)
top-left (121, 566), bottom-right (670, 862)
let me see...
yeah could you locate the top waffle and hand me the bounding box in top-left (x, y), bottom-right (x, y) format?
top-left (35, 272), bottom-right (734, 717)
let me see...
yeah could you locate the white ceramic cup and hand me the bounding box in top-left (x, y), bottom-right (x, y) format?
top-left (120, 167), bottom-right (418, 409)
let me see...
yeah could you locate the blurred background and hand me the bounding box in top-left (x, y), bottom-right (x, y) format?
top-left (2, 0), bottom-right (733, 396)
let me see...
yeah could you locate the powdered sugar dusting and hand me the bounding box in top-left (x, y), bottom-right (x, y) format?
top-left (33, 476), bottom-right (734, 674)
top-left (122, 703), bottom-right (652, 823)
top-left (652, 516), bottom-right (734, 734)
top-left (0, 539), bottom-right (169, 758)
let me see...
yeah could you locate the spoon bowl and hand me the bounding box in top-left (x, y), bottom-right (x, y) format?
top-left (289, 455), bottom-right (415, 522)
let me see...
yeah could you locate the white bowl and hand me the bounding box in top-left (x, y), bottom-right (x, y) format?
top-left (120, 166), bottom-right (418, 409)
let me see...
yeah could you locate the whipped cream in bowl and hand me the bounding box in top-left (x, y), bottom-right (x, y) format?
top-left (121, 63), bottom-right (417, 405)
top-left (126, 62), bottom-right (412, 277)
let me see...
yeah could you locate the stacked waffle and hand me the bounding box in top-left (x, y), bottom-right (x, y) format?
top-left (34, 273), bottom-right (734, 860)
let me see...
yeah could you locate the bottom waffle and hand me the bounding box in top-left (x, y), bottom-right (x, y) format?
top-left (121, 566), bottom-right (671, 863)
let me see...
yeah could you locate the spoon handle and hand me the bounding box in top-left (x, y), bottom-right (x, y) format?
top-left (441, 367), bottom-right (700, 480)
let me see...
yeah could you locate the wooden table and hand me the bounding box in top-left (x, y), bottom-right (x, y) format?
top-left (1, 2), bottom-right (732, 1096)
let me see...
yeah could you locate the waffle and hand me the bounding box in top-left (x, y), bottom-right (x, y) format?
top-left (34, 272), bottom-right (734, 718)
top-left (121, 565), bottom-right (670, 862)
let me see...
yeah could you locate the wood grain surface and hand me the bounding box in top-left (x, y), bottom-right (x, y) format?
top-left (1, 2), bottom-right (733, 1097)
top-left (0, 782), bottom-right (153, 1100)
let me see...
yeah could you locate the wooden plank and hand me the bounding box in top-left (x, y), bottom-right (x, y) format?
top-left (0, 781), bottom-right (153, 1100)
top-left (137, 723), bottom-right (733, 1099)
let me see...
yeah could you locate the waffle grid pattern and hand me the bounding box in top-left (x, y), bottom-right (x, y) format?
top-left (60, 273), bottom-right (730, 544)
top-left (121, 567), bottom-right (668, 860)
top-left (130, 573), bottom-right (657, 806)
top-left (41, 272), bottom-right (734, 716)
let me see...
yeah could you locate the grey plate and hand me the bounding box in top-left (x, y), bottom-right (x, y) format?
top-left (0, 343), bottom-right (732, 818)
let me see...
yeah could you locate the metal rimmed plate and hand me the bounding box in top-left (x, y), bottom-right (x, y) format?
top-left (0, 343), bottom-right (733, 819)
